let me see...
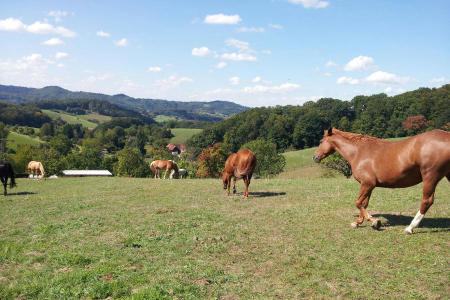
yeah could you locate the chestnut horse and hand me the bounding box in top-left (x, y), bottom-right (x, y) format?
top-left (27, 161), bottom-right (45, 179)
top-left (222, 149), bottom-right (257, 198)
top-left (313, 128), bottom-right (450, 234)
top-left (0, 160), bottom-right (16, 196)
top-left (150, 160), bottom-right (179, 179)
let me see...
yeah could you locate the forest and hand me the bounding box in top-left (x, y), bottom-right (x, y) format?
top-left (188, 84), bottom-right (450, 152)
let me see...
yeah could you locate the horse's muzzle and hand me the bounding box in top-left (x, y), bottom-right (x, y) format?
top-left (312, 155), bottom-right (321, 163)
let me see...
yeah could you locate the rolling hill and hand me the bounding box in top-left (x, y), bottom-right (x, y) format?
top-left (0, 84), bottom-right (249, 122)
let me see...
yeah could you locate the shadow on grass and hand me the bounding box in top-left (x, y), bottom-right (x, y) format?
top-left (4, 191), bottom-right (37, 196)
top-left (373, 213), bottom-right (450, 230)
top-left (231, 191), bottom-right (286, 198)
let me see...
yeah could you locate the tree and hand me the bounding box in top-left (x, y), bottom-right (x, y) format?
top-left (196, 143), bottom-right (229, 178)
top-left (402, 115), bottom-right (428, 135)
top-left (293, 110), bottom-right (329, 149)
top-left (40, 122), bottom-right (54, 137)
top-left (114, 147), bottom-right (150, 177)
top-left (135, 126), bottom-right (147, 155)
top-left (241, 139), bottom-right (285, 177)
top-left (321, 153), bottom-right (352, 178)
top-left (0, 121), bottom-right (8, 139)
top-left (49, 134), bottom-right (73, 156)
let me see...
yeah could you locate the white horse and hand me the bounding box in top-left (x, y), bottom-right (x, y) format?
top-left (170, 168), bottom-right (187, 179)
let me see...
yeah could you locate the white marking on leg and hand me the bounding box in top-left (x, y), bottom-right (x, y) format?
top-left (404, 211), bottom-right (424, 234)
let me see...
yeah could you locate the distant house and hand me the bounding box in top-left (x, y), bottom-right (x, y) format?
top-left (166, 144), bottom-right (187, 155)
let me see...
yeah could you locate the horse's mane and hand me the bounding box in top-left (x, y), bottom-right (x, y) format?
top-left (332, 129), bottom-right (387, 144)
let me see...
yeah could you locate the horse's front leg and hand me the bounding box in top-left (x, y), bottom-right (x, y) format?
top-left (352, 184), bottom-right (380, 229)
top-left (232, 177), bottom-right (237, 194)
top-left (243, 176), bottom-right (249, 198)
top-left (1, 177), bottom-right (6, 196)
top-left (404, 176), bottom-right (437, 234)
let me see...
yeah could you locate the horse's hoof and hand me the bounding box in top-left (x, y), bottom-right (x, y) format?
top-left (371, 219), bottom-right (381, 229)
top-left (350, 222), bottom-right (359, 228)
top-left (403, 229), bottom-right (413, 235)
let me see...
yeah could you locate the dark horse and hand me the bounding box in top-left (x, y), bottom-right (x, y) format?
top-left (0, 160), bottom-right (16, 196)
top-left (222, 149), bottom-right (257, 198)
top-left (313, 128), bottom-right (450, 234)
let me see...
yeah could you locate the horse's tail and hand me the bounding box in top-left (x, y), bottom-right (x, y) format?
top-left (172, 162), bottom-right (179, 177)
top-left (149, 161), bottom-right (156, 174)
top-left (39, 162), bottom-right (46, 179)
top-left (9, 164), bottom-right (16, 188)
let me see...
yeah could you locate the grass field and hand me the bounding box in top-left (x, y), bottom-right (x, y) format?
top-left (170, 128), bottom-right (203, 145)
top-left (42, 110), bottom-right (111, 128)
top-left (6, 131), bottom-right (44, 151)
top-left (154, 115), bottom-right (177, 123)
top-left (0, 169), bottom-right (448, 298)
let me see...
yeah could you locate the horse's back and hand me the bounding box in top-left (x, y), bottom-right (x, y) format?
top-left (234, 149), bottom-right (257, 178)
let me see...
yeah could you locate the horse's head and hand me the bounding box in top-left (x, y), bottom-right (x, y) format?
top-left (313, 128), bottom-right (336, 163)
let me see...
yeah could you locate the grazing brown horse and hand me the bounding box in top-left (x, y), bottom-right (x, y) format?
top-left (313, 128), bottom-right (450, 234)
top-left (222, 149), bottom-right (257, 198)
top-left (0, 160), bottom-right (16, 196)
top-left (150, 160), bottom-right (179, 179)
top-left (27, 161), bottom-right (45, 179)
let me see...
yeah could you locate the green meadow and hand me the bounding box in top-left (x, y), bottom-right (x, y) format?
top-left (42, 110), bottom-right (111, 128)
top-left (0, 148), bottom-right (448, 299)
top-left (169, 128), bottom-right (203, 145)
top-left (6, 131), bottom-right (44, 152)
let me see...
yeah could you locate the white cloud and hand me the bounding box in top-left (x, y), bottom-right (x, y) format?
top-left (225, 38), bottom-right (254, 53)
top-left (148, 66), bottom-right (162, 72)
top-left (287, 0), bottom-right (329, 8)
top-left (155, 75), bottom-right (193, 88)
top-left (96, 30), bottom-right (110, 37)
top-left (55, 52), bottom-right (68, 59)
top-left (325, 60), bottom-right (337, 67)
top-left (42, 37), bottom-right (64, 46)
top-left (261, 50), bottom-right (272, 55)
top-left (85, 73), bottom-right (113, 83)
top-left (237, 27), bottom-right (265, 33)
top-left (57, 63), bottom-right (64, 68)
top-left (0, 18), bottom-right (26, 31)
top-left (215, 62), bottom-right (227, 69)
top-left (47, 10), bottom-right (68, 22)
top-left (0, 18), bottom-right (76, 37)
top-left (252, 76), bottom-right (262, 83)
top-left (114, 38), bottom-right (128, 47)
top-left (204, 14), bottom-right (242, 25)
top-left (337, 76), bottom-right (360, 85)
top-left (365, 71), bottom-right (411, 85)
top-left (269, 24), bottom-right (283, 30)
top-left (221, 52), bottom-right (257, 61)
top-left (344, 56), bottom-right (375, 72)
top-left (429, 77), bottom-right (447, 83)
top-left (192, 47), bottom-right (212, 57)
top-left (384, 87), bottom-right (393, 93)
top-left (229, 76), bottom-right (240, 85)
top-left (243, 82), bottom-right (300, 93)
top-left (324, 72), bottom-right (332, 77)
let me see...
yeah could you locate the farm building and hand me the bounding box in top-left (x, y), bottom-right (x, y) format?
top-left (62, 170), bottom-right (113, 177)
top-left (166, 144), bottom-right (186, 155)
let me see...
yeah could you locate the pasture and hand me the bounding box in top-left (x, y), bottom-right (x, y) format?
top-left (42, 110), bottom-right (111, 128)
top-left (169, 128), bottom-right (203, 145)
top-left (6, 131), bottom-right (43, 151)
top-left (0, 174), bottom-right (448, 299)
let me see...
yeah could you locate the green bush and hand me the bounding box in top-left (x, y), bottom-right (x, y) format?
top-left (114, 147), bottom-right (150, 177)
top-left (321, 152), bottom-right (352, 178)
top-left (241, 139), bottom-right (285, 177)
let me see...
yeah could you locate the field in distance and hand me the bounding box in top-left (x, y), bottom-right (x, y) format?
top-left (42, 109), bottom-right (112, 128)
top-left (0, 171), bottom-right (448, 298)
top-left (170, 128), bottom-right (202, 145)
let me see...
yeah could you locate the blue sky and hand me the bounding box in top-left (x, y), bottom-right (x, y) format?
top-left (0, 0), bottom-right (449, 107)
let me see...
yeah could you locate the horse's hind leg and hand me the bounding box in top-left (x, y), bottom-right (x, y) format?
top-left (404, 177), bottom-right (438, 235)
top-left (1, 177), bottom-right (6, 196)
top-left (352, 184), bottom-right (380, 229)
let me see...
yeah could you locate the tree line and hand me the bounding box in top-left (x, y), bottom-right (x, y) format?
top-left (188, 85), bottom-right (450, 152)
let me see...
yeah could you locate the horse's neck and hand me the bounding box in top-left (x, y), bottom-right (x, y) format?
top-left (332, 135), bottom-right (360, 165)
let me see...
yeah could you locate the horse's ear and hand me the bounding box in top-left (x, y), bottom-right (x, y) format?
top-left (327, 127), bottom-right (333, 136)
